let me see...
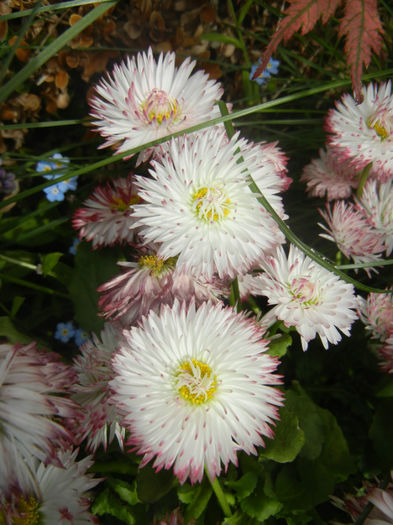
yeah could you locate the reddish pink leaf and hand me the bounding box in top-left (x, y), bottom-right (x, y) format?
top-left (338, 0), bottom-right (384, 102)
top-left (253, 0), bottom-right (342, 80)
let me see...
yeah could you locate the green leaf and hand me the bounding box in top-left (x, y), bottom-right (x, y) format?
top-left (376, 379), bottom-right (393, 398)
top-left (226, 472), bottom-right (258, 501)
top-left (200, 32), bottom-right (242, 48)
top-left (108, 479), bottom-right (140, 506)
top-left (184, 479), bottom-right (212, 522)
top-left (40, 252), bottom-right (63, 276)
top-left (136, 465), bottom-right (174, 503)
top-left (241, 481), bottom-right (283, 521)
top-left (69, 242), bottom-right (120, 333)
top-left (222, 511), bottom-right (250, 524)
top-left (177, 483), bottom-right (195, 504)
top-left (91, 487), bottom-right (136, 525)
top-left (0, 316), bottom-right (32, 344)
top-left (268, 334), bottom-right (293, 358)
top-left (11, 296), bottom-right (25, 317)
top-left (260, 405), bottom-right (305, 463)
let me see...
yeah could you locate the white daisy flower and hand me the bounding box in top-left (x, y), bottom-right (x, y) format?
top-left (357, 290), bottom-right (393, 342)
top-left (72, 174), bottom-right (141, 249)
top-left (0, 446), bottom-right (100, 524)
top-left (131, 127), bottom-right (285, 280)
top-left (326, 82), bottom-right (393, 181)
top-left (110, 300), bottom-right (283, 485)
top-left (356, 178), bottom-right (393, 255)
top-left (71, 322), bottom-right (126, 453)
top-left (0, 342), bottom-right (79, 466)
top-left (89, 47), bottom-right (224, 155)
top-left (255, 245), bottom-right (358, 351)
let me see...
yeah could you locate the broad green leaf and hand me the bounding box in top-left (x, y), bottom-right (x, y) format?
top-left (136, 465), bottom-right (174, 503)
top-left (241, 481), bottom-right (283, 521)
top-left (11, 296), bottom-right (25, 317)
top-left (40, 252), bottom-right (62, 276)
top-left (226, 472), bottom-right (258, 501)
top-left (184, 479), bottom-right (212, 522)
top-left (69, 242), bottom-right (120, 333)
top-left (177, 483), bottom-right (196, 504)
top-left (260, 405), bottom-right (305, 463)
top-left (0, 316), bottom-right (32, 344)
top-left (268, 334), bottom-right (293, 358)
top-left (108, 479), bottom-right (140, 506)
top-left (91, 488), bottom-right (136, 525)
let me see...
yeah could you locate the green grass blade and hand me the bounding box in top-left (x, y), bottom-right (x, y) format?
top-left (0, 1), bottom-right (117, 103)
top-left (0, 0), bottom-right (113, 21)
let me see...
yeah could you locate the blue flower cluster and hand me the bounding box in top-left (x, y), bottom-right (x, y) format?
top-left (54, 321), bottom-right (89, 346)
top-left (36, 153), bottom-right (77, 202)
top-left (250, 57), bottom-right (280, 86)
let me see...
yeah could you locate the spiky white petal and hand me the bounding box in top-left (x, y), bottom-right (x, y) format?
top-left (326, 82), bottom-right (393, 181)
top-left (255, 245), bottom-right (358, 350)
top-left (110, 300), bottom-right (283, 484)
top-left (90, 47), bottom-right (224, 155)
top-left (131, 127), bottom-right (286, 280)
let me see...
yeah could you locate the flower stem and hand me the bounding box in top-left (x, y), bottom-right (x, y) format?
top-left (356, 162), bottom-right (373, 198)
top-left (206, 469), bottom-right (232, 517)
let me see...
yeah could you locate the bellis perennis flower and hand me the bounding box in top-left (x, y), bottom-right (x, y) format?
top-left (131, 127), bottom-right (285, 280)
top-left (255, 245), bottom-right (358, 351)
top-left (326, 82), bottom-right (393, 182)
top-left (72, 174), bottom-right (141, 249)
top-left (110, 300), bottom-right (283, 484)
top-left (90, 47), bottom-right (224, 156)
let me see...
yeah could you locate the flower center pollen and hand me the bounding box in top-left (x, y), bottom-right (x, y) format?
top-left (141, 89), bottom-right (180, 125)
top-left (367, 106), bottom-right (392, 141)
top-left (192, 187), bottom-right (231, 222)
top-left (176, 358), bottom-right (217, 404)
top-left (1, 494), bottom-right (42, 525)
top-left (289, 277), bottom-right (320, 307)
top-left (138, 254), bottom-right (176, 276)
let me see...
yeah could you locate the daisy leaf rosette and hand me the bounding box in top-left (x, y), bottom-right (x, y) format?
top-left (131, 128), bottom-right (286, 280)
top-left (110, 300), bottom-right (283, 485)
top-left (256, 245), bottom-right (358, 351)
top-left (326, 82), bottom-right (393, 182)
top-left (89, 47), bottom-right (224, 155)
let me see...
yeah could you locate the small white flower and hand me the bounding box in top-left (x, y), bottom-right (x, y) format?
top-left (71, 322), bottom-right (126, 453)
top-left (131, 127), bottom-right (285, 279)
top-left (90, 47), bottom-right (224, 156)
top-left (110, 300), bottom-right (283, 484)
top-left (255, 245), bottom-right (358, 350)
top-left (326, 82), bottom-right (393, 181)
top-left (0, 342), bottom-right (79, 465)
top-left (0, 446), bottom-right (100, 524)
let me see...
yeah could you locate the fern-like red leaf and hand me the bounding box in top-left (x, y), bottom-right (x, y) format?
top-left (338, 0), bottom-right (384, 102)
top-left (253, 0), bottom-right (342, 80)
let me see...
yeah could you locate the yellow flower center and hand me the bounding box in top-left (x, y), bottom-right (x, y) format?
top-left (192, 186), bottom-right (231, 222)
top-left (138, 254), bottom-right (176, 276)
top-left (176, 358), bottom-right (217, 404)
top-left (289, 277), bottom-right (319, 307)
top-left (111, 194), bottom-right (140, 212)
top-left (0, 495), bottom-right (42, 525)
top-left (141, 89), bottom-right (180, 125)
top-left (367, 117), bottom-right (389, 140)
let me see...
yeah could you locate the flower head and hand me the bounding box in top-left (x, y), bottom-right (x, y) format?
top-left (0, 342), bottom-right (79, 465)
top-left (326, 82), bottom-right (393, 182)
top-left (250, 57), bottom-right (280, 86)
top-left (319, 200), bottom-right (386, 274)
top-left (43, 182), bottom-right (66, 202)
top-left (37, 153), bottom-right (77, 201)
top-left (0, 446), bottom-right (100, 524)
top-left (255, 245), bottom-right (358, 350)
top-left (110, 300), bottom-right (283, 484)
top-left (131, 127), bottom-right (285, 279)
top-left (301, 147), bottom-right (359, 200)
top-left (72, 174), bottom-right (141, 249)
top-left (71, 323), bottom-right (125, 453)
top-left (89, 47), bottom-right (224, 156)
top-left (98, 248), bottom-right (224, 325)
top-left (357, 290), bottom-right (393, 342)
top-left (55, 321), bottom-right (76, 343)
